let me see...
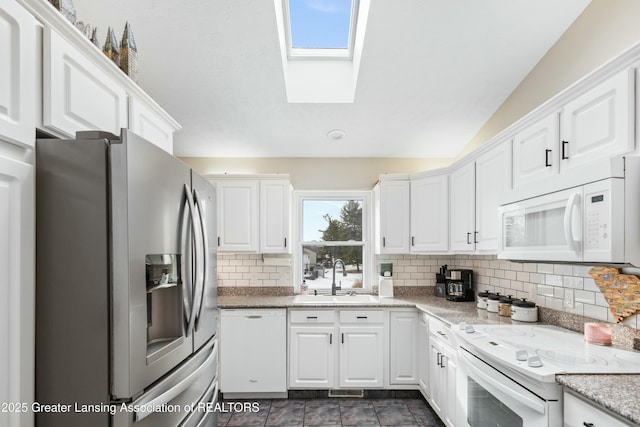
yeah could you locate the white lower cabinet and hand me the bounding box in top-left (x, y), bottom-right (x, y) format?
top-left (417, 312), bottom-right (430, 398)
top-left (428, 317), bottom-right (457, 427)
top-left (563, 391), bottom-right (633, 427)
top-left (220, 309), bottom-right (287, 396)
top-left (389, 310), bottom-right (419, 385)
top-left (289, 309), bottom-right (384, 389)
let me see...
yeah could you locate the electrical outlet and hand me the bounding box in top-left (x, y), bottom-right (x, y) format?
top-left (564, 289), bottom-right (575, 308)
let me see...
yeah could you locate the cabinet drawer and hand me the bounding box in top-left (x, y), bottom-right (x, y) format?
top-left (564, 391), bottom-right (632, 427)
top-left (289, 310), bottom-right (335, 324)
top-left (429, 317), bottom-right (453, 344)
top-left (339, 310), bottom-right (384, 324)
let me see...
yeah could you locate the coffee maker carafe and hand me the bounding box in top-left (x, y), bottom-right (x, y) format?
top-left (445, 269), bottom-right (473, 301)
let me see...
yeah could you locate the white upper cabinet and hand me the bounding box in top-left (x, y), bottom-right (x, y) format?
top-left (128, 96), bottom-right (176, 154)
top-left (449, 162), bottom-right (476, 252)
top-left (42, 27), bottom-right (128, 138)
top-left (260, 180), bottom-right (291, 253)
top-left (410, 174), bottom-right (448, 252)
top-left (375, 178), bottom-right (410, 254)
top-left (475, 141), bottom-right (512, 251)
top-left (560, 68), bottom-right (634, 174)
top-left (513, 113), bottom-right (559, 189)
top-left (0, 1), bottom-right (36, 148)
top-left (216, 180), bottom-right (259, 252)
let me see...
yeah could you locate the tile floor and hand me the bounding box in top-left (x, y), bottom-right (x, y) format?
top-left (217, 398), bottom-right (445, 426)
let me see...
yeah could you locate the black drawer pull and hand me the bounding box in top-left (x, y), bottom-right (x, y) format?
top-left (356, 316), bottom-right (368, 319)
top-left (545, 149), bottom-right (552, 167)
top-left (583, 423), bottom-right (594, 427)
top-left (306, 316), bottom-right (318, 319)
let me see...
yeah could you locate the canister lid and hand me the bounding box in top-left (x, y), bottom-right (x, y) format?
top-left (478, 290), bottom-right (493, 298)
top-left (487, 292), bottom-right (501, 300)
top-left (512, 298), bottom-right (536, 308)
top-left (499, 295), bottom-right (517, 304)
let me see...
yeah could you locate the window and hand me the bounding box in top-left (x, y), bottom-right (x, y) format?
top-left (295, 191), bottom-right (371, 291)
top-left (284, 0), bottom-right (360, 59)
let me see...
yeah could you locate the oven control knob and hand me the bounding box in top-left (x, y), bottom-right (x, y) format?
top-left (516, 349), bottom-right (528, 361)
top-left (527, 355), bottom-right (543, 368)
top-left (464, 325), bottom-right (475, 334)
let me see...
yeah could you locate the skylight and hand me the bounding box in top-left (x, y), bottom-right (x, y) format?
top-left (285, 0), bottom-right (359, 59)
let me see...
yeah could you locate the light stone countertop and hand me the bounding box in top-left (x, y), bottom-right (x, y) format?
top-left (556, 374), bottom-right (640, 425)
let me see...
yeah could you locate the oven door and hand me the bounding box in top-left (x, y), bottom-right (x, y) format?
top-left (457, 348), bottom-right (561, 427)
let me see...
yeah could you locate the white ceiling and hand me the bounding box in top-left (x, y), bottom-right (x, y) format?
top-left (73, 0), bottom-right (591, 158)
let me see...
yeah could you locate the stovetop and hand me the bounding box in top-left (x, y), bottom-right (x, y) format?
top-left (453, 323), bottom-right (640, 383)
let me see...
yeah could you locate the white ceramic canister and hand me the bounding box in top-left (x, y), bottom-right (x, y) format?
top-left (486, 293), bottom-right (501, 313)
top-left (511, 298), bottom-right (538, 322)
top-left (476, 290), bottom-right (493, 309)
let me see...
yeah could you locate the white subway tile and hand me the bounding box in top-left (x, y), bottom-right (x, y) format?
top-left (529, 273), bottom-right (544, 284)
top-left (505, 270), bottom-right (517, 280)
top-left (583, 278), bottom-right (599, 292)
top-left (553, 264), bottom-right (573, 276)
top-left (537, 264), bottom-right (554, 274)
top-left (523, 263), bottom-right (538, 272)
top-left (545, 275), bottom-right (563, 286)
top-left (516, 271), bottom-right (530, 282)
top-left (537, 284), bottom-right (555, 297)
top-left (584, 304), bottom-right (608, 321)
top-left (562, 276), bottom-right (583, 289)
top-left (575, 290), bottom-right (595, 304)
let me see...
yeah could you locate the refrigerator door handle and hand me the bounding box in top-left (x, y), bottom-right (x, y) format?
top-left (133, 340), bottom-right (217, 422)
top-left (192, 188), bottom-right (208, 330)
top-left (184, 184), bottom-right (201, 337)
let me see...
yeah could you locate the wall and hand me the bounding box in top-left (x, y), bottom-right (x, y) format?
top-left (459, 0), bottom-right (640, 158)
top-left (182, 157), bottom-right (451, 190)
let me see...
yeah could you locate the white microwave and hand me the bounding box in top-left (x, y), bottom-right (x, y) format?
top-left (498, 178), bottom-right (626, 263)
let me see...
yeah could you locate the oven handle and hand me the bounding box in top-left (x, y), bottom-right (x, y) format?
top-left (459, 350), bottom-right (546, 415)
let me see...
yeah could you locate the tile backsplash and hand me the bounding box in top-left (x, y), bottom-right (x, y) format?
top-left (217, 253), bottom-right (639, 330)
top-left (376, 254), bottom-right (639, 330)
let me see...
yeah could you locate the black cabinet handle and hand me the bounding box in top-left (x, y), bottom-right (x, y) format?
top-left (562, 140), bottom-right (569, 159)
top-left (356, 316), bottom-right (368, 319)
top-left (217, 236), bottom-right (221, 246)
top-left (306, 316), bottom-right (318, 320)
top-left (436, 352), bottom-right (441, 367)
top-left (583, 423), bottom-right (594, 427)
top-left (545, 149), bottom-right (552, 167)
top-left (474, 231), bottom-right (479, 244)
top-left (412, 236), bottom-right (415, 246)
top-left (284, 237), bottom-right (287, 248)
top-left (341, 333), bottom-right (344, 344)
top-left (329, 333), bottom-right (332, 344)
top-left (467, 232), bottom-right (471, 244)
top-left (382, 237), bottom-right (386, 247)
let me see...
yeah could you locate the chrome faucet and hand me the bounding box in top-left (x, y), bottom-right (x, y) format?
top-left (331, 259), bottom-right (347, 295)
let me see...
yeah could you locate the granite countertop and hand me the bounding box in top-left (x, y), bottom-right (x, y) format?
top-left (218, 294), bottom-right (515, 326)
top-left (556, 374), bottom-right (640, 425)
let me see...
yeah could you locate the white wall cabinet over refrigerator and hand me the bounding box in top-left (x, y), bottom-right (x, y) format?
top-left (0, 0), bottom-right (36, 148)
top-left (375, 177), bottom-right (410, 254)
top-left (410, 174), bottom-right (448, 253)
top-left (220, 309), bottom-right (287, 397)
top-left (42, 27), bottom-right (128, 139)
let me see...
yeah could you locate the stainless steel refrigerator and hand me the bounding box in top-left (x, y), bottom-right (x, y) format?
top-left (35, 130), bottom-right (218, 427)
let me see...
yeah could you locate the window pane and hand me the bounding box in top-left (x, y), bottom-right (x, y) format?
top-left (303, 200), bottom-right (362, 242)
top-left (302, 245), bottom-right (363, 289)
top-left (289, 0), bottom-right (353, 49)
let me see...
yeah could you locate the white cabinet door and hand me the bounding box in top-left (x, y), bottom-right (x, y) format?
top-left (377, 179), bottom-right (410, 254)
top-left (475, 141), bottom-right (512, 252)
top-left (260, 180), bottom-right (291, 253)
top-left (0, 152), bottom-right (34, 427)
top-left (410, 174), bottom-right (448, 252)
top-left (417, 313), bottom-right (430, 397)
top-left (43, 27), bottom-right (128, 138)
top-left (512, 113), bottom-right (559, 189)
top-left (450, 162), bottom-right (475, 252)
top-left (443, 345), bottom-right (458, 427)
top-left (128, 96), bottom-right (175, 154)
top-left (216, 180), bottom-right (259, 252)
top-left (564, 392), bottom-right (631, 427)
top-left (389, 311), bottom-right (419, 385)
top-left (289, 325), bottom-right (335, 388)
top-left (220, 310), bottom-right (287, 394)
top-left (339, 326), bottom-right (384, 388)
top-left (0, 1), bottom-right (36, 148)
top-left (560, 69), bottom-right (634, 174)
top-left (429, 340), bottom-right (445, 417)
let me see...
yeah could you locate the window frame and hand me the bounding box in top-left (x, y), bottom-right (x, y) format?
top-left (282, 0), bottom-right (360, 60)
top-left (293, 190), bottom-right (373, 293)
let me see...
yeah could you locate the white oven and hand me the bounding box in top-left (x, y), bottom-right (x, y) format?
top-left (453, 324), bottom-right (640, 427)
top-left (498, 178), bottom-right (624, 262)
top-left (457, 347), bottom-right (561, 427)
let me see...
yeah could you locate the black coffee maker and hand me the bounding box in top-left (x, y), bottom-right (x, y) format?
top-left (445, 269), bottom-right (474, 301)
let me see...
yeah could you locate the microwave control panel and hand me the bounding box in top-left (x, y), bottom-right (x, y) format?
top-left (585, 190), bottom-right (610, 251)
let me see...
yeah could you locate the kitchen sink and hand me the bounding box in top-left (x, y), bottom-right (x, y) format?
top-left (293, 294), bottom-right (379, 304)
